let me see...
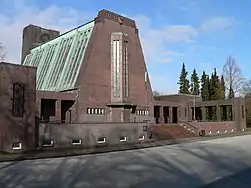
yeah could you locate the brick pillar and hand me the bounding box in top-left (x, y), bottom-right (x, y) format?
top-left (178, 105), bottom-right (181, 123)
top-left (202, 106), bottom-right (206, 121)
top-left (169, 106), bottom-right (172, 123)
top-left (159, 106), bottom-right (164, 124)
top-left (233, 100), bottom-right (241, 131)
top-left (217, 105), bottom-right (221, 121)
top-left (189, 106), bottom-right (193, 121)
top-left (55, 99), bottom-right (61, 123)
top-left (36, 98), bottom-right (41, 118)
top-left (231, 102), bottom-right (235, 121)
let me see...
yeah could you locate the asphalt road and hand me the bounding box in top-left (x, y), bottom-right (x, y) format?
top-left (1, 135), bottom-right (251, 188)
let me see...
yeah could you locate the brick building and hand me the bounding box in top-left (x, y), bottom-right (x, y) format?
top-left (0, 10), bottom-right (247, 153)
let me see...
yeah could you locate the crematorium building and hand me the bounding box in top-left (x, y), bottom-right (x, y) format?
top-left (0, 10), bottom-right (247, 153)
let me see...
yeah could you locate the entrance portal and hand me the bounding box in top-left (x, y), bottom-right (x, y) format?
top-left (41, 99), bottom-right (56, 122)
top-left (61, 100), bottom-right (75, 123)
top-left (154, 106), bottom-right (161, 124)
top-left (172, 107), bottom-right (178, 123)
top-left (163, 106), bottom-right (170, 124)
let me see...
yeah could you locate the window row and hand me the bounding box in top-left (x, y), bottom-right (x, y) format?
top-left (136, 110), bottom-right (149, 116)
top-left (40, 135), bottom-right (145, 148)
top-left (87, 108), bottom-right (105, 115)
top-left (182, 123), bottom-right (246, 135)
top-left (208, 129), bottom-right (245, 135)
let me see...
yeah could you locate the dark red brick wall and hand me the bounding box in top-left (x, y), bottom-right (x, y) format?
top-left (0, 62), bottom-right (36, 153)
top-left (76, 10), bottom-right (155, 122)
top-left (196, 121), bottom-right (236, 135)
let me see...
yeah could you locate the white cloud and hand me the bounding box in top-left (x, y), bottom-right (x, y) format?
top-left (0, 0), bottom-right (93, 63)
top-left (200, 16), bottom-right (237, 33)
top-left (134, 16), bottom-right (196, 64)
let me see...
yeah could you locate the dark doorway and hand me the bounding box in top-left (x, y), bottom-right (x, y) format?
top-left (154, 106), bottom-right (161, 124)
top-left (172, 107), bottom-right (178, 123)
top-left (61, 100), bottom-right (75, 123)
top-left (41, 99), bottom-right (56, 123)
top-left (195, 107), bottom-right (202, 121)
top-left (163, 106), bottom-right (170, 124)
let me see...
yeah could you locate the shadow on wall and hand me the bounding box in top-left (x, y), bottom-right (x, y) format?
top-left (0, 64), bottom-right (36, 153)
top-left (0, 136), bottom-right (251, 187)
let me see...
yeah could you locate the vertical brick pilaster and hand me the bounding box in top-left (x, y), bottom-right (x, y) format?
top-left (169, 106), bottom-right (172, 123)
top-left (202, 106), bottom-right (206, 121)
top-left (217, 105), bottom-right (221, 121)
top-left (55, 99), bottom-right (61, 123)
top-left (36, 98), bottom-right (41, 118)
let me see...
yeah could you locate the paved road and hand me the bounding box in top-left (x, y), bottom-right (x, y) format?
top-left (1, 135), bottom-right (251, 188)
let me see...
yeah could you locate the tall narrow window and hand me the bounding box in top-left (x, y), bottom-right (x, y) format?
top-left (123, 41), bottom-right (129, 98)
top-left (145, 71), bottom-right (147, 82)
top-left (112, 40), bottom-right (120, 97)
top-left (12, 83), bottom-right (25, 117)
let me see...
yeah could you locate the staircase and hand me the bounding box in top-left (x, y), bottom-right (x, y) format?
top-left (180, 120), bottom-right (200, 134)
top-left (149, 124), bottom-right (198, 141)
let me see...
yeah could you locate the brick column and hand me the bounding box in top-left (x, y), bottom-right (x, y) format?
top-left (202, 106), bottom-right (206, 121)
top-left (233, 100), bottom-right (241, 131)
top-left (217, 105), bottom-right (221, 121)
top-left (159, 106), bottom-right (164, 124)
top-left (36, 98), bottom-right (41, 118)
top-left (169, 106), bottom-right (172, 123)
top-left (177, 105), bottom-right (181, 123)
top-left (55, 99), bottom-right (61, 123)
top-left (189, 106), bottom-right (193, 121)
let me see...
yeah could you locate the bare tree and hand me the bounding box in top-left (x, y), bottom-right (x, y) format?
top-left (222, 56), bottom-right (245, 99)
top-left (241, 79), bottom-right (251, 97)
top-left (0, 42), bottom-right (6, 61)
top-left (153, 91), bottom-right (160, 96)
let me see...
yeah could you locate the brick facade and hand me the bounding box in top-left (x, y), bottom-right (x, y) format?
top-left (0, 9), bottom-right (247, 153)
top-left (0, 62), bottom-right (36, 153)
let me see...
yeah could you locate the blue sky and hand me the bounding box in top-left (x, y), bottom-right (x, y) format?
top-left (0, 0), bottom-right (250, 94)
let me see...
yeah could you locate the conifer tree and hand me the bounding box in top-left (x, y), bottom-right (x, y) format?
top-left (200, 71), bottom-right (210, 101)
top-left (208, 69), bottom-right (221, 121)
top-left (209, 68), bottom-right (220, 100)
top-left (178, 63), bottom-right (190, 94)
top-left (190, 68), bottom-right (200, 95)
top-left (219, 75), bottom-right (226, 99)
top-left (207, 75), bottom-right (211, 100)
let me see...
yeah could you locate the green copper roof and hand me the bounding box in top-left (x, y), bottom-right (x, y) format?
top-left (23, 21), bottom-right (95, 91)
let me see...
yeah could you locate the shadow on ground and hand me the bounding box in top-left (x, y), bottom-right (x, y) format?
top-left (0, 135), bottom-right (251, 188)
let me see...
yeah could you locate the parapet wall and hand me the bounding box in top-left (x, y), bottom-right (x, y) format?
top-left (39, 123), bottom-right (149, 148)
top-left (197, 121), bottom-right (236, 135)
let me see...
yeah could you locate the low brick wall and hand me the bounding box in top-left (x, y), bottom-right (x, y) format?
top-left (39, 123), bottom-right (149, 149)
top-left (196, 121), bottom-right (236, 135)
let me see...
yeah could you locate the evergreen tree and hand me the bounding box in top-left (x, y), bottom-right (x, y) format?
top-left (219, 75), bottom-right (226, 99)
top-left (200, 71), bottom-right (210, 101)
top-left (178, 63), bottom-right (190, 94)
top-left (209, 68), bottom-right (220, 100)
top-left (190, 68), bottom-right (200, 95)
top-left (207, 75), bottom-right (211, 100)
